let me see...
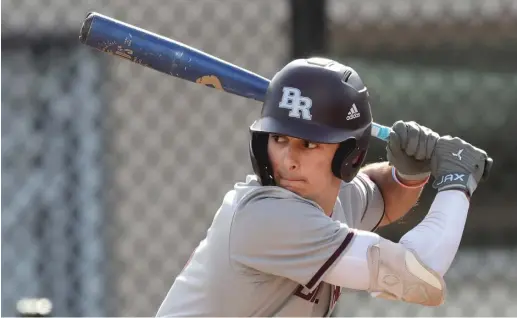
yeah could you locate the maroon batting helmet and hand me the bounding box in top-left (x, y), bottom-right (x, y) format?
top-left (249, 57), bottom-right (373, 185)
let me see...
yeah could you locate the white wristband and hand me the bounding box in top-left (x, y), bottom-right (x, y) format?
top-left (391, 167), bottom-right (429, 189)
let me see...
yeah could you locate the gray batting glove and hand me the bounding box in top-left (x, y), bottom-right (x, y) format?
top-left (386, 121), bottom-right (440, 180)
top-left (431, 136), bottom-right (493, 196)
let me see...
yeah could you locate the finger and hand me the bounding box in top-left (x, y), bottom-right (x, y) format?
top-left (388, 129), bottom-right (402, 153)
top-left (482, 157), bottom-right (493, 181)
top-left (391, 120), bottom-right (408, 150)
top-left (414, 126), bottom-right (437, 160)
top-left (414, 126), bottom-right (431, 160)
top-left (386, 131), bottom-right (405, 162)
top-left (405, 121), bottom-right (421, 157)
top-left (425, 130), bottom-right (440, 160)
top-left (386, 142), bottom-right (406, 166)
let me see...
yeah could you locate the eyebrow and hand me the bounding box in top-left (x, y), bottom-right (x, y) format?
top-left (271, 134), bottom-right (321, 145)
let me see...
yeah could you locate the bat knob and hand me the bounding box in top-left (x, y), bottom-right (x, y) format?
top-left (79, 12), bottom-right (96, 44)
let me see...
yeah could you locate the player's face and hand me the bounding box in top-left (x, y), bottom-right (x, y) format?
top-left (267, 134), bottom-right (341, 204)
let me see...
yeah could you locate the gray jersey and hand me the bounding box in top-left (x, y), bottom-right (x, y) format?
top-left (156, 173), bottom-right (384, 317)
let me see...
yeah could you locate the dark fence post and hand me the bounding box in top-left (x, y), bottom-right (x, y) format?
top-left (290, 0), bottom-right (328, 59)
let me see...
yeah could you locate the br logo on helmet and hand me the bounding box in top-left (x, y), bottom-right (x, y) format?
top-left (278, 87), bottom-right (312, 120)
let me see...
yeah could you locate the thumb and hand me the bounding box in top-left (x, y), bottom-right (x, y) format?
top-left (386, 130), bottom-right (405, 164)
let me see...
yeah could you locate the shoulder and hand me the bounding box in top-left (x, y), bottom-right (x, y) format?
top-left (338, 172), bottom-right (371, 208)
top-left (337, 172), bottom-right (379, 226)
top-left (339, 172), bottom-right (381, 204)
top-left (340, 172), bottom-right (374, 192)
top-left (234, 175), bottom-right (318, 207)
top-left (230, 175), bottom-right (323, 221)
top-left (229, 177), bottom-right (347, 254)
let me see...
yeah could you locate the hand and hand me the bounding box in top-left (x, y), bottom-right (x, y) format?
top-left (386, 121), bottom-right (440, 181)
top-left (431, 136), bottom-right (493, 196)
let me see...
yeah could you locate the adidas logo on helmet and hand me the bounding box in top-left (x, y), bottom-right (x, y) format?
top-left (346, 103), bottom-right (360, 120)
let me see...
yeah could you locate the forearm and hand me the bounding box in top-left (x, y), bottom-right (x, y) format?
top-left (399, 190), bottom-right (469, 275)
top-left (324, 190), bottom-right (469, 289)
top-left (361, 162), bottom-right (426, 226)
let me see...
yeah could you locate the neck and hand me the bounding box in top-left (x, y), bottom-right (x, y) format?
top-left (317, 184), bottom-right (340, 217)
top-left (321, 199), bottom-right (337, 217)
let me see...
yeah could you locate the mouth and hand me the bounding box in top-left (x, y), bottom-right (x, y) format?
top-left (277, 173), bottom-right (305, 182)
top-left (277, 177), bottom-right (306, 191)
top-left (281, 177), bottom-right (305, 182)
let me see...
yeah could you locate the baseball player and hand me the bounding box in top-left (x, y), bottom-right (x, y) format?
top-left (156, 58), bottom-right (492, 317)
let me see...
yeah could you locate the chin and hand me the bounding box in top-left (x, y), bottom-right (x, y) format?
top-left (275, 177), bottom-right (311, 195)
top-left (279, 184), bottom-right (308, 198)
top-left (282, 186), bottom-right (302, 195)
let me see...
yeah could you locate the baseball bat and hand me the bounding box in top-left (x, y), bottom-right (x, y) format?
top-left (79, 12), bottom-right (391, 141)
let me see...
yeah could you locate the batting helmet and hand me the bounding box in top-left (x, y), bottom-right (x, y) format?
top-left (249, 57), bottom-right (373, 185)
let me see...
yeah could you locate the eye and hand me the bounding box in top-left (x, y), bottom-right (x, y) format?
top-left (271, 134), bottom-right (287, 143)
top-left (304, 140), bottom-right (318, 149)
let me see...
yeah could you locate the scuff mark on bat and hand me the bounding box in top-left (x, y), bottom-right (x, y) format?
top-left (170, 50), bottom-right (184, 70)
top-left (99, 40), bottom-right (119, 53)
top-left (124, 34), bottom-right (132, 46)
top-left (196, 75), bottom-right (224, 92)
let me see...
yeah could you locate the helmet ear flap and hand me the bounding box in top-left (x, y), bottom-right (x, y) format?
top-left (249, 133), bottom-right (275, 186)
top-left (332, 139), bottom-right (358, 182)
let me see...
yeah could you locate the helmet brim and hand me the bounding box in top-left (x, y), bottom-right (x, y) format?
top-left (250, 116), bottom-right (365, 144)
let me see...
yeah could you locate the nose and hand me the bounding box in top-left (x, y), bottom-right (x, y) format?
top-left (283, 146), bottom-right (299, 171)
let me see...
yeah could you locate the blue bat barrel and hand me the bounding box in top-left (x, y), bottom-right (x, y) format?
top-left (79, 12), bottom-right (270, 102)
top-left (79, 12), bottom-right (393, 141)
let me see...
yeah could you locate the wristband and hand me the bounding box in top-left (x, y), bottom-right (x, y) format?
top-left (392, 167), bottom-right (429, 189)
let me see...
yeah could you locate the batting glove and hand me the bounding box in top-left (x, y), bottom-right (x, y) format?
top-left (386, 121), bottom-right (440, 181)
top-left (431, 136), bottom-right (493, 197)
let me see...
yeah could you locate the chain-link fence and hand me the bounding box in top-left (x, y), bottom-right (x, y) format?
top-left (2, 0), bottom-right (516, 317)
